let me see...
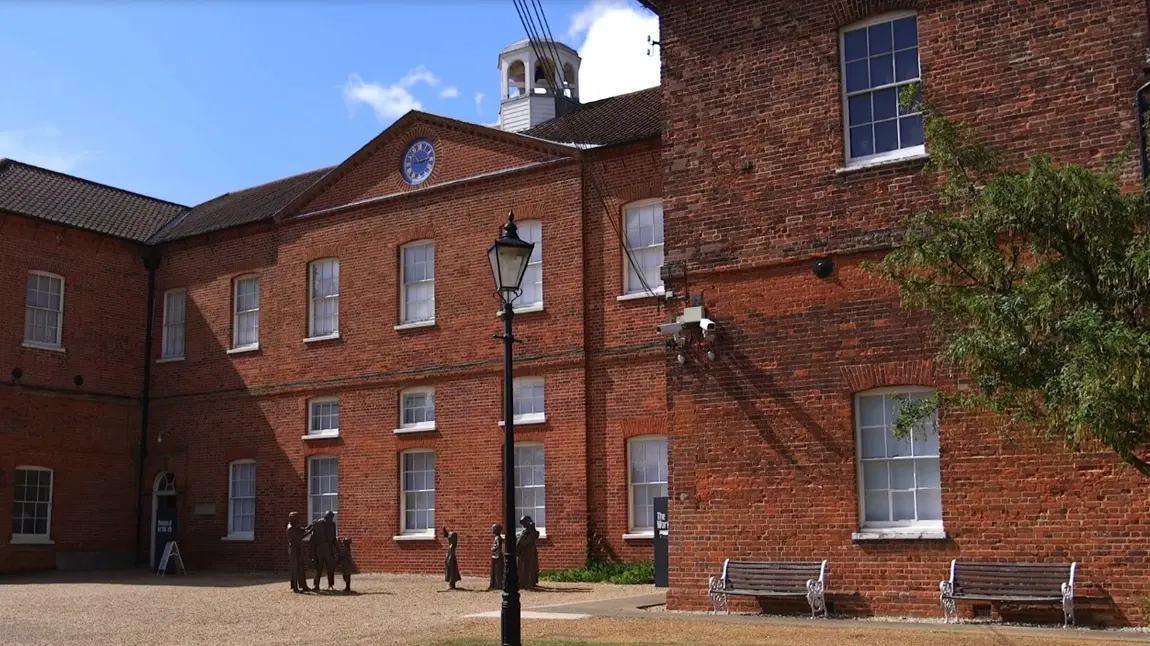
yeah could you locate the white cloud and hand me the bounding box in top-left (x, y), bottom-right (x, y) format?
top-left (570, 0), bottom-right (660, 102)
top-left (440, 86), bottom-right (460, 99)
top-left (342, 65), bottom-right (446, 122)
top-left (474, 92), bottom-right (485, 115)
top-left (0, 125), bottom-right (90, 173)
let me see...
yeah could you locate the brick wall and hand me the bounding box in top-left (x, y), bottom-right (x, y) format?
top-left (660, 0), bottom-right (1150, 625)
top-left (0, 215), bottom-right (145, 572)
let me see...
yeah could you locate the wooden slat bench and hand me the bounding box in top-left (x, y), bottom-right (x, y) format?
top-left (708, 559), bottom-right (828, 617)
top-left (939, 560), bottom-right (1078, 626)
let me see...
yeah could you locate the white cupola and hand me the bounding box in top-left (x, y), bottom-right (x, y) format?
top-left (498, 38), bottom-right (581, 133)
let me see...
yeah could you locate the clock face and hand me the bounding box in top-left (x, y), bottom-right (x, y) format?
top-left (401, 138), bottom-right (436, 185)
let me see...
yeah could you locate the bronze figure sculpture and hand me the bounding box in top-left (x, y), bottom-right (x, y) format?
top-left (306, 510), bottom-right (338, 591)
top-left (443, 526), bottom-right (461, 590)
top-left (336, 537), bottom-right (353, 593)
top-left (516, 515), bottom-right (540, 590)
top-left (488, 523), bottom-right (504, 590)
top-left (286, 512), bottom-right (311, 593)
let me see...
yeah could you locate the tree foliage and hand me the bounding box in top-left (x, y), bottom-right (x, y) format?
top-left (869, 86), bottom-right (1150, 476)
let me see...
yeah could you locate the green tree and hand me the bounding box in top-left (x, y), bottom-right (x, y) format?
top-left (869, 87), bottom-right (1150, 476)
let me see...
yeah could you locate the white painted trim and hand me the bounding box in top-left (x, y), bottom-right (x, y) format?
top-left (496, 304), bottom-right (545, 317)
top-left (393, 533), bottom-right (436, 541)
top-left (303, 333), bottom-right (341, 343)
top-left (394, 423), bottom-right (437, 435)
top-left (617, 288), bottom-right (665, 302)
top-left (24, 270), bottom-right (65, 349)
top-left (626, 435), bottom-right (668, 533)
top-left (307, 455), bottom-right (339, 524)
top-left (399, 387), bottom-right (436, 431)
top-left (221, 534), bottom-right (254, 542)
top-left (623, 532), bottom-right (655, 540)
top-left (307, 397), bottom-right (340, 438)
top-left (11, 465), bottom-right (53, 544)
top-left (9, 536), bottom-right (54, 545)
top-left (21, 342), bottom-right (65, 353)
top-left (837, 149), bottom-right (928, 175)
top-left (399, 240), bottom-right (436, 326)
top-left (156, 357), bottom-right (185, 364)
top-left (302, 432), bottom-right (340, 441)
top-left (399, 449), bottom-right (436, 535)
top-left (852, 530), bottom-right (947, 541)
top-left (227, 459), bottom-right (256, 538)
top-left (510, 377), bottom-right (545, 424)
top-left (150, 471), bottom-right (177, 569)
top-left (516, 218), bottom-right (543, 310)
top-left (498, 415), bottom-right (547, 427)
top-left (231, 274), bottom-right (260, 350)
top-left (620, 199), bottom-right (665, 297)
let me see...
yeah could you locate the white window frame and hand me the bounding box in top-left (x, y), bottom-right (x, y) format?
top-left (307, 455), bottom-right (339, 525)
top-left (23, 271), bottom-right (65, 350)
top-left (512, 377), bottom-right (545, 425)
top-left (11, 466), bottom-right (53, 544)
top-left (396, 387), bottom-right (436, 433)
top-left (231, 274), bottom-right (260, 352)
top-left (306, 397), bottom-right (341, 439)
top-left (621, 199), bottom-right (665, 297)
top-left (854, 386), bottom-right (942, 532)
top-left (839, 10), bottom-right (925, 167)
top-left (399, 449), bottom-right (435, 536)
top-left (307, 258), bottom-right (340, 340)
top-left (160, 288), bottom-right (186, 360)
top-left (399, 240), bottom-right (436, 326)
top-left (226, 459), bottom-right (256, 540)
top-left (626, 435), bottom-right (668, 536)
top-left (515, 219), bottom-right (543, 311)
top-left (514, 442), bottom-right (546, 532)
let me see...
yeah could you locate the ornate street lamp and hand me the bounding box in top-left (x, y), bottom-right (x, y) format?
top-left (487, 210), bottom-right (534, 646)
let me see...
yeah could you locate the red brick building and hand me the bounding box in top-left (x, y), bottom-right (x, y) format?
top-left (0, 39), bottom-right (669, 580)
top-left (656, 0), bottom-right (1150, 626)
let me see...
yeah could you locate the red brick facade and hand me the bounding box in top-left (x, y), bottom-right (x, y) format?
top-left (660, 0), bottom-right (1150, 626)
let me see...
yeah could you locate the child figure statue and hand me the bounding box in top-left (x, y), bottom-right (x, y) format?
top-left (443, 526), bottom-right (461, 590)
top-left (488, 524), bottom-right (504, 590)
top-left (336, 538), bottom-right (354, 593)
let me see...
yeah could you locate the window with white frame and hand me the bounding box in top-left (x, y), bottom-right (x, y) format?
top-left (855, 387), bottom-right (942, 529)
top-left (161, 288), bottom-right (186, 359)
top-left (401, 450), bottom-right (435, 534)
top-left (11, 466), bottom-right (53, 541)
top-left (623, 201), bottom-right (664, 295)
top-left (227, 460), bottom-right (256, 539)
top-left (308, 456), bottom-right (339, 524)
top-left (513, 377), bottom-right (545, 423)
top-left (514, 443), bottom-right (546, 529)
top-left (841, 12), bottom-right (923, 164)
top-left (401, 241), bottom-right (435, 324)
top-left (233, 275), bottom-right (260, 349)
top-left (628, 436), bottom-right (667, 532)
top-left (309, 258), bottom-right (339, 338)
top-left (24, 271), bottom-right (64, 348)
top-left (399, 387), bottom-right (436, 431)
top-left (517, 220), bottom-right (543, 309)
top-left (308, 398), bottom-right (340, 438)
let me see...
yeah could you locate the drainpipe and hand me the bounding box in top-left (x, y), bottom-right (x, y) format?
top-left (133, 247), bottom-right (161, 566)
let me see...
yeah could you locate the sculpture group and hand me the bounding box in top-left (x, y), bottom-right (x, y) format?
top-left (286, 511), bottom-right (542, 594)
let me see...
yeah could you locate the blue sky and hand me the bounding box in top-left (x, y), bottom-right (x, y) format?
top-left (0, 1), bottom-right (658, 205)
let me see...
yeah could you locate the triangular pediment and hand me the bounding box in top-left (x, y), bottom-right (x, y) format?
top-left (277, 112), bottom-right (576, 220)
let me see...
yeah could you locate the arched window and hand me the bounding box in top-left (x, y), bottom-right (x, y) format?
top-left (854, 387), bottom-right (941, 531)
top-left (507, 60), bottom-right (526, 98)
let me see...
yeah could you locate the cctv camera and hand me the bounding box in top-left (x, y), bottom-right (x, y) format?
top-left (658, 321), bottom-right (684, 335)
top-left (699, 318), bottom-right (716, 332)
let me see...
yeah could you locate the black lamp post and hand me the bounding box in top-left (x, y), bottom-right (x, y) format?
top-left (488, 210), bottom-right (535, 646)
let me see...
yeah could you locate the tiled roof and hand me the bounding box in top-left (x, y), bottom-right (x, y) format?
top-left (148, 167), bottom-right (331, 243)
top-left (522, 86), bottom-right (661, 147)
top-left (0, 159), bottom-right (187, 242)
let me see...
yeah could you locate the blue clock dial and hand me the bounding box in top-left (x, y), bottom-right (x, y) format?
top-left (401, 138), bottom-right (436, 185)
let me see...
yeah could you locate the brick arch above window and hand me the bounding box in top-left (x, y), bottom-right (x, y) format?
top-left (840, 359), bottom-right (937, 394)
top-left (616, 181), bottom-right (661, 206)
top-left (831, 0), bottom-right (920, 28)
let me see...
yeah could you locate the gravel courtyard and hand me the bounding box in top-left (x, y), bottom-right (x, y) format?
top-left (1, 571), bottom-right (1142, 646)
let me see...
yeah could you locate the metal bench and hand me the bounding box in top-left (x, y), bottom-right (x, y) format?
top-left (939, 560), bottom-right (1077, 626)
top-left (708, 559), bottom-right (828, 617)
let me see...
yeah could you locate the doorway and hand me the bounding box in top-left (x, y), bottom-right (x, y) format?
top-left (151, 472), bottom-right (177, 570)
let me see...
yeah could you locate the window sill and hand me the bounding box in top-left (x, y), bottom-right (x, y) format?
top-left (617, 289), bottom-right (666, 302)
top-left (852, 529), bottom-right (948, 541)
top-left (393, 533), bottom-right (436, 542)
top-left (227, 344), bottom-right (260, 355)
top-left (498, 415), bottom-right (547, 427)
top-left (394, 320), bottom-right (436, 331)
top-left (302, 432), bottom-right (340, 441)
top-left (623, 532), bottom-right (655, 541)
top-left (22, 342), bottom-right (65, 353)
top-left (303, 333), bottom-right (341, 344)
top-left (394, 423), bottom-right (437, 435)
top-left (10, 536), bottom-right (54, 545)
top-left (836, 149), bottom-right (929, 175)
top-left (222, 534), bottom-right (255, 542)
top-left (496, 304), bottom-right (544, 317)
top-left (156, 356), bottom-right (185, 364)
